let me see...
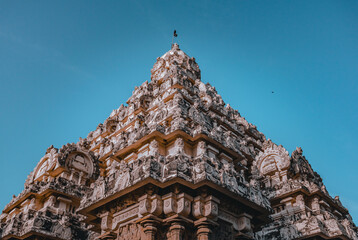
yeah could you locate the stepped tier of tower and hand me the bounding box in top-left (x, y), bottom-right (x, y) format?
top-left (1, 44), bottom-right (356, 240)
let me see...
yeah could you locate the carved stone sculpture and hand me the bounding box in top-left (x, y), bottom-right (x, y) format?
top-left (1, 43), bottom-right (356, 240)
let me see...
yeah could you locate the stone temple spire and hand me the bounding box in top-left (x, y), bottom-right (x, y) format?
top-left (151, 43), bottom-right (201, 85)
top-left (2, 42), bottom-right (357, 240)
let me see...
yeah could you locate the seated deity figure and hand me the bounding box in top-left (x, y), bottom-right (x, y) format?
top-left (193, 158), bottom-right (206, 181)
top-left (114, 161), bottom-right (131, 191)
top-left (148, 139), bottom-right (159, 157)
top-left (131, 159), bottom-right (144, 184)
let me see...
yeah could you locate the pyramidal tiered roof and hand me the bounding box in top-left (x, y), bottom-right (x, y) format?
top-left (1, 44), bottom-right (357, 240)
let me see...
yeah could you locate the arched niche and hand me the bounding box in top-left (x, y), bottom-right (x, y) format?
top-left (66, 152), bottom-right (94, 178)
top-left (32, 147), bottom-right (59, 182)
top-left (255, 140), bottom-right (290, 187)
top-left (259, 154), bottom-right (281, 176)
top-left (33, 158), bottom-right (50, 181)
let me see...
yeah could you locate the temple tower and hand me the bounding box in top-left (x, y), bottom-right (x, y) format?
top-left (78, 43), bottom-right (272, 239)
top-left (1, 44), bottom-right (356, 240)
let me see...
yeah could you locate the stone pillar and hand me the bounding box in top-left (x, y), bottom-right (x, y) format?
top-left (235, 213), bottom-right (253, 240)
top-left (168, 221), bottom-right (185, 240)
top-left (141, 219), bottom-right (159, 240)
top-left (237, 213), bottom-right (252, 232)
top-left (194, 219), bottom-right (212, 240)
top-left (192, 195), bottom-right (220, 240)
top-left (162, 192), bottom-right (193, 240)
top-left (99, 211), bottom-right (113, 234)
top-left (138, 194), bottom-right (163, 240)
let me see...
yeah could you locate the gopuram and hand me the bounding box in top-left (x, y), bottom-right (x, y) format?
top-left (1, 43), bottom-right (357, 240)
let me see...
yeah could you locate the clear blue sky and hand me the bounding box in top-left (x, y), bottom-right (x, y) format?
top-left (0, 1), bottom-right (357, 221)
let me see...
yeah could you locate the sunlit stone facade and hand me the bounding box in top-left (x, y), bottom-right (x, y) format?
top-left (1, 44), bottom-right (356, 240)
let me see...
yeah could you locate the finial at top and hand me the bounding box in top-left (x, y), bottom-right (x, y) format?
top-left (151, 41), bottom-right (201, 84)
top-left (171, 43), bottom-right (179, 49)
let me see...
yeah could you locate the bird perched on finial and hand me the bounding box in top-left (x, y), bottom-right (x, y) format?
top-left (172, 30), bottom-right (178, 46)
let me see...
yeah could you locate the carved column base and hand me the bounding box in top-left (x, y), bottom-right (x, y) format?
top-left (196, 224), bottom-right (211, 240)
top-left (169, 222), bottom-right (185, 240)
top-left (164, 215), bottom-right (190, 240)
top-left (194, 217), bottom-right (218, 240)
top-left (140, 218), bottom-right (160, 240)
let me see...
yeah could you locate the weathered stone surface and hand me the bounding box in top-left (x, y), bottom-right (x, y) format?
top-left (0, 142), bottom-right (99, 239)
top-left (254, 141), bottom-right (357, 240)
top-left (1, 43), bottom-right (356, 240)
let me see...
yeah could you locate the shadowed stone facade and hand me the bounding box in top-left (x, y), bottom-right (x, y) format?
top-left (1, 44), bottom-right (356, 240)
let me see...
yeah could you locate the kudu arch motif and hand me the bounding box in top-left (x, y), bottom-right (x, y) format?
top-left (1, 43), bottom-right (356, 240)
